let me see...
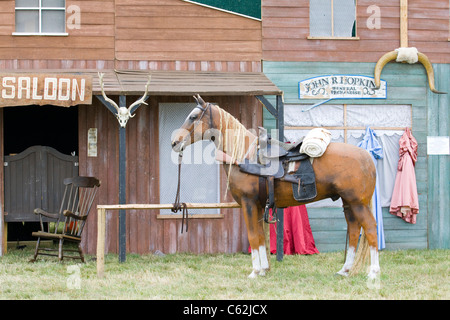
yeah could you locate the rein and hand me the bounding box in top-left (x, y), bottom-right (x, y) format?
top-left (172, 103), bottom-right (213, 233)
top-left (171, 149), bottom-right (189, 233)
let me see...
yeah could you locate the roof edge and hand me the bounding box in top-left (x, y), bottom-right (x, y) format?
top-left (181, 0), bottom-right (261, 21)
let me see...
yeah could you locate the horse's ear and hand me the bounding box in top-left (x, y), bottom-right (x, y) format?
top-left (193, 95), bottom-right (199, 105)
top-left (194, 94), bottom-right (206, 107)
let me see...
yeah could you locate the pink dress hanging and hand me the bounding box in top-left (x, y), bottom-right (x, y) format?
top-left (389, 128), bottom-right (419, 224)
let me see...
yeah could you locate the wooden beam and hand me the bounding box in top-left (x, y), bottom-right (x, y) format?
top-left (400, 0), bottom-right (408, 47)
top-left (156, 214), bottom-right (225, 219)
top-left (97, 202), bottom-right (241, 210)
top-left (255, 95), bottom-right (277, 118)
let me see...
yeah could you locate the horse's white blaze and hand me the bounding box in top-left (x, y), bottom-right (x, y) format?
top-left (337, 246), bottom-right (355, 276)
top-left (368, 246), bottom-right (380, 279)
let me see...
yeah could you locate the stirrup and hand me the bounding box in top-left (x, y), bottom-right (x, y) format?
top-left (264, 203), bottom-right (277, 224)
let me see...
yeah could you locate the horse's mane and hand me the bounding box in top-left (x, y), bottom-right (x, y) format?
top-left (212, 104), bottom-right (257, 195)
top-left (217, 107), bottom-right (248, 161)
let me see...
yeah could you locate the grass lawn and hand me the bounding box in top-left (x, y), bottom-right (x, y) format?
top-left (0, 247), bottom-right (448, 300)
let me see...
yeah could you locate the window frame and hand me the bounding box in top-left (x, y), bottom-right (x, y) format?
top-left (284, 103), bottom-right (412, 142)
top-left (157, 102), bottom-right (223, 219)
top-left (308, 0), bottom-right (359, 40)
top-left (284, 103), bottom-right (412, 208)
top-left (13, 0), bottom-right (68, 36)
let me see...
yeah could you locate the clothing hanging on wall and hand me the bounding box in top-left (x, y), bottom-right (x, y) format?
top-left (357, 127), bottom-right (385, 250)
top-left (389, 128), bottom-right (419, 224)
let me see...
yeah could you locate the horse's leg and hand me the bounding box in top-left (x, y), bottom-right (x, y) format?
top-left (358, 206), bottom-right (380, 279)
top-left (336, 202), bottom-right (360, 276)
top-left (346, 202), bottom-right (380, 279)
top-left (241, 197), bottom-right (269, 278)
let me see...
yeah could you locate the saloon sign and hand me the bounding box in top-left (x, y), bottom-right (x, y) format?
top-left (299, 75), bottom-right (387, 100)
top-left (0, 73), bottom-right (92, 107)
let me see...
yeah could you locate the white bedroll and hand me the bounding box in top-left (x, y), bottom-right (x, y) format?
top-left (299, 128), bottom-right (332, 158)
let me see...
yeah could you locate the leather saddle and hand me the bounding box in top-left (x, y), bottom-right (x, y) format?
top-left (238, 127), bottom-right (318, 223)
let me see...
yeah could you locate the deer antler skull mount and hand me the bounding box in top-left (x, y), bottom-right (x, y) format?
top-left (98, 72), bottom-right (152, 127)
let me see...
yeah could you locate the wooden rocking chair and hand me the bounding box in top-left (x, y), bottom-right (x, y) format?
top-left (30, 176), bottom-right (101, 262)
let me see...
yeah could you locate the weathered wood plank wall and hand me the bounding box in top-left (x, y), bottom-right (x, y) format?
top-left (262, 0), bottom-right (450, 63)
top-left (427, 64), bottom-right (450, 249)
top-left (0, 0), bottom-right (263, 70)
top-left (115, 0), bottom-right (261, 62)
top-left (0, 0), bottom-right (264, 255)
top-left (0, 0), bottom-right (115, 63)
top-left (79, 95), bottom-right (261, 255)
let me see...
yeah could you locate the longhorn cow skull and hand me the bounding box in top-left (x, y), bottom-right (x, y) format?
top-left (373, 0), bottom-right (446, 94)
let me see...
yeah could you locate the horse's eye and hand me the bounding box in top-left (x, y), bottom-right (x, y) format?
top-left (189, 115), bottom-right (198, 121)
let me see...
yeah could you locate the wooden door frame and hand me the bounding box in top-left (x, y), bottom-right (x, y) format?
top-left (0, 109), bottom-right (4, 255)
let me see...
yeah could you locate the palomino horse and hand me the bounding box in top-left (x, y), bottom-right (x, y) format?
top-left (171, 95), bottom-right (380, 279)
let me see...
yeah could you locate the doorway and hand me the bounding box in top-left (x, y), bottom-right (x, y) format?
top-left (3, 105), bottom-right (78, 242)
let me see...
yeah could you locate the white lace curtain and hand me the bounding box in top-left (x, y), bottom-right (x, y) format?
top-left (159, 103), bottom-right (220, 214)
top-left (284, 104), bottom-right (411, 208)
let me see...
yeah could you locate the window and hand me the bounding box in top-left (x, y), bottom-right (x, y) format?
top-left (309, 0), bottom-right (357, 39)
top-left (15, 0), bottom-right (66, 35)
top-left (284, 104), bottom-right (412, 207)
top-left (159, 103), bottom-right (221, 216)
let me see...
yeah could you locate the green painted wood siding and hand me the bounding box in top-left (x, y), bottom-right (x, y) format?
top-left (262, 61), bottom-right (449, 252)
top-left (427, 64), bottom-right (450, 249)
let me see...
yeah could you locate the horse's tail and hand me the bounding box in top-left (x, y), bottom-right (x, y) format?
top-left (349, 230), bottom-right (370, 276)
top-left (349, 199), bottom-right (373, 276)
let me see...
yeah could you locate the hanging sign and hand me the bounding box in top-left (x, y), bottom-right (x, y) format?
top-left (299, 75), bottom-right (387, 100)
top-left (0, 73), bottom-right (92, 107)
top-left (427, 136), bottom-right (450, 155)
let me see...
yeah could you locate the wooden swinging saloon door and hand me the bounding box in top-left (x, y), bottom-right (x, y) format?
top-left (3, 146), bottom-right (79, 222)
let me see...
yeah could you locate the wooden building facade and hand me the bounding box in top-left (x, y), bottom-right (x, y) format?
top-left (0, 0), bottom-right (282, 256)
top-left (262, 0), bottom-right (449, 251)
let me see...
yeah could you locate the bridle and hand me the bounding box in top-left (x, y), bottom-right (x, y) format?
top-left (178, 102), bottom-right (213, 152)
top-left (172, 102), bottom-right (213, 233)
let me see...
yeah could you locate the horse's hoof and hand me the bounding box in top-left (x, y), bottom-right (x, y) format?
top-left (248, 271), bottom-right (258, 279)
top-left (367, 270), bottom-right (380, 280)
top-left (335, 270), bottom-right (349, 277)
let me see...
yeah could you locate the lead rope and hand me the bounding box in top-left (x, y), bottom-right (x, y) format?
top-left (172, 150), bottom-right (189, 233)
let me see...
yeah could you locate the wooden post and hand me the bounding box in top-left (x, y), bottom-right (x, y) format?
top-left (95, 94), bottom-right (148, 264)
top-left (96, 207), bottom-right (106, 278)
top-left (118, 95), bottom-right (127, 263)
top-left (400, 0), bottom-right (408, 47)
top-left (276, 95), bottom-right (285, 262)
top-left (1, 222), bottom-right (6, 256)
top-left (254, 94), bottom-right (285, 262)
